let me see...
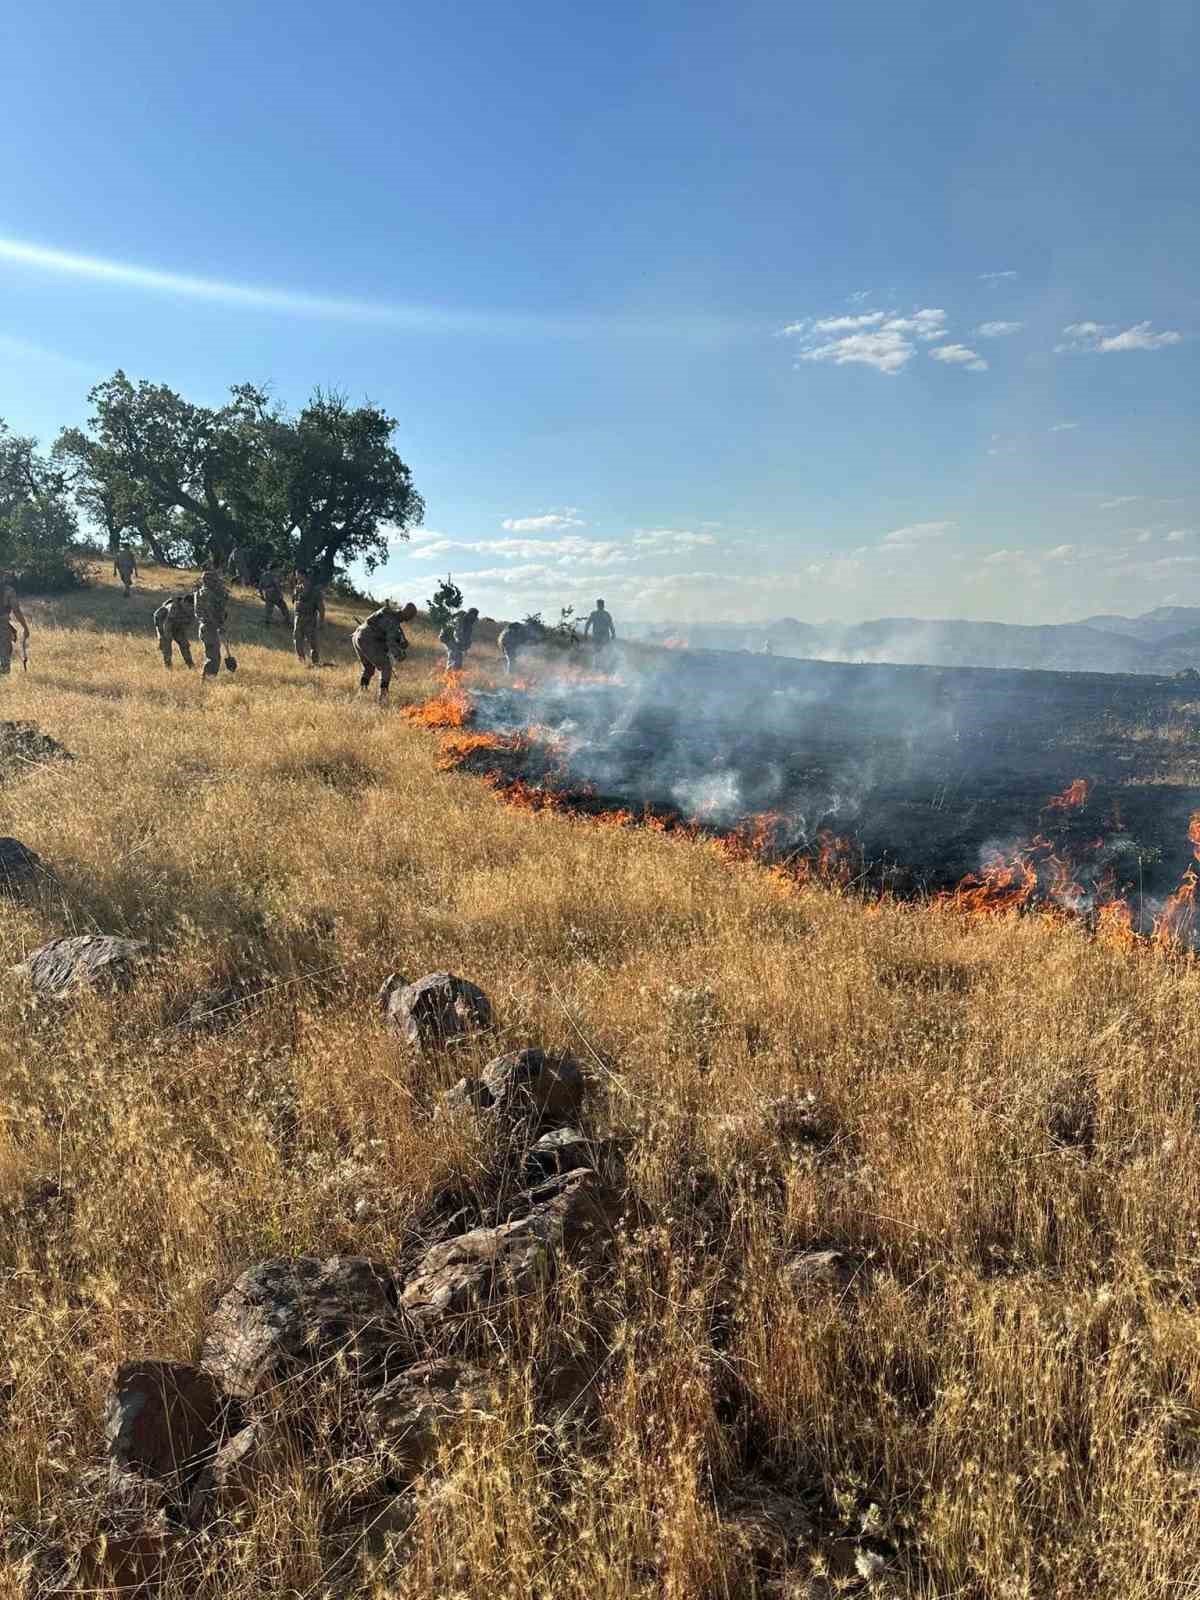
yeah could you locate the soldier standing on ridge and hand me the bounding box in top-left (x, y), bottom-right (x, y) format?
top-left (583, 598), bottom-right (615, 659)
top-left (0, 573), bottom-right (30, 676)
top-left (442, 606), bottom-right (479, 672)
top-left (194, 563), bottom-right (234, 678)
top-left (293, 569), bottom-right (325, 666)
top-left (259, 564), bottom-right (291, 627)
top-left (113, 545), bottom-right (138, 598)
top-left (353, 600), bottom-right (416, 703)
top-left (153, 591), bottom-right (196, 669)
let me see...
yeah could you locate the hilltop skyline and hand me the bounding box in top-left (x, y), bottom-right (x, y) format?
top-left (2, 0), bottom-right (1196, 624)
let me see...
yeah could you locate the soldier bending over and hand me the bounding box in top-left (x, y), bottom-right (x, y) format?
top-left (353, 601), bottom-right (416, 703)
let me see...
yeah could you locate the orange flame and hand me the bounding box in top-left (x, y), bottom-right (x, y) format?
top-left (1044, 778), bottom-right (1089, 812)
top-left (402, 671), bottom-right (474, 729)
top-left (1152, 809), bottom-right (1200, 949)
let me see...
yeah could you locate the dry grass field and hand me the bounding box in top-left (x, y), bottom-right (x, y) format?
top-left (2, 566), bottom-right (1200, 1598)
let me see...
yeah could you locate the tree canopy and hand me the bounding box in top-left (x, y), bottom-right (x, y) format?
top-left (54, 372), bottom-right (424, 578)
top-left (0, 421), bottom-right (86, 589)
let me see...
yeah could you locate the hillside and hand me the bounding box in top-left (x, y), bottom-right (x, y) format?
top-left (2, 567), bottom-right (1200, 1599)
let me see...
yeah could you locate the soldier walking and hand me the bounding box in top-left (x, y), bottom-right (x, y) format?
top-left (259, 565), bottom-right (291, 627)
top-left (293, 570), bottom-right (325, 666)
top-left (0, 573), bottom-right (30, 676)
top-left (497, 617), bottom-right (544, 675)
top-left (194, 563), bottom-right (232, 678)
top-left (442, 606), bottom-right (479, 672)
top-left (227, 545), bottom-right (254, 587)
top-left (583, 598), bottom-right (616, 659)
top-left (353, 601), bottom-right (416, 703)
top-left (153, 592), bottom-right (196, 669)
top-left (113, 546), bottom-right (138, 598)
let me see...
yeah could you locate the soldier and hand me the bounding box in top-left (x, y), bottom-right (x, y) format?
top-left (0, 573), bottom-right (30, 676)
top-left (583, 598), bottom-right (615, 658)
top-left (259, 564), bottom-right (290, 627)
top-left (353, 601), bottom-right (417, 703)
top-left (442, 606), bottom-right (479, 672)
top-left (153, 591), bottom-right (196, 669)
top-left (293, 569), bottom-right (325, 665)
top-left (112, 545), bottom-right (138, 598)
top-left (226, 544), bottom-right (254, 587)
top-left (497, 617), bottom-right (545, 675)
top-left (194, 563), bottom-right (232, 678)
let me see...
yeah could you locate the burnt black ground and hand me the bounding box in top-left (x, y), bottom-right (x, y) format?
top-left (469, 649), bottom-right (1200, 915)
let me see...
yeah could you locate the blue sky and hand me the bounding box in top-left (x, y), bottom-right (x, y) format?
top-left (1, 0), bottom-right (1196, 625)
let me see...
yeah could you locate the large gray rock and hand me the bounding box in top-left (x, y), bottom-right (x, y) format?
top-left (201, 1256), bottom-right (407, 1400)
top-left (379, 971), bottom-right (493, 1050)
top-left (0, 837), bottom-right (46, 896)
top-left (362, 1359), bottom-right (494, 1482)
top-left (524, 1126), bottom-right (591, 1181)
top-left (480, 1048), bottom-right (584, 1125)
top-left (400, 1169), bottom-right (613, 1329)
top-left (105, 1361), bottom-right (228, 1490)
top-left (14, 934), bottom-right (149, 998)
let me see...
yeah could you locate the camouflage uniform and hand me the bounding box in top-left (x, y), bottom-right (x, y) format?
top-left (193, 571), bottom-right (229, 677)
top-left (0, 581), bottom-right (28, 675)
top-left (443, 608), bottom-right (478, 672)
top-left (293, 575), bottom-right (325, 665)
top-left (227, 545), bottom-right (254, 587)
top-left (353, 605), bottom-right (410, 702)
top-left (113, 548), bottom-right (138, 597)
top-left (259, 567), bottom-right (290, 626)
top-left (498, 619), bottom-right (541, 674)
top-left (153, 593), bottom-right (195, 669)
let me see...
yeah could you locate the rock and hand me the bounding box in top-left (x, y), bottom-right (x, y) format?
top-left (106, 1361), bottom-right (229, 1491)
top-left (362, 1359), bottom-right (494, 1482)
top-left (524, 1126), bottom-right (590, 1181)
top-left (718, 1477), bottom-right (817, 1573)
top-left (435, 1075), bottom-right (492, 1118)
top-left (185, 1423), bottom-right (262, 1527)
top-left (380, 971), bottom-right (493, 1050)
top-left (0, 836), bottom-right (46, 895)
top-left (480, 1048), bottom-right (584, 1126)
top-left (782, 1250), bottom-right (864, 1295)
top-left (400, 1169), bottom-right (610, 1328)
top-left (201, 1256), bottom-right (407, 1400)
top-left (15, 934), bottom-right (150, 998)
top-left (0, 720), bottom-right (73, 782)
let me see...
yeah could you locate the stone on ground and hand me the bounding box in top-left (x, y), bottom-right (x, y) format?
top-left (379, 970), bottom-right (493, 1050)
top-left (14, 934), bottom-right (150, 998)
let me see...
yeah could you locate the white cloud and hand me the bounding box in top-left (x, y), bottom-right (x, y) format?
top-left (976, 321), bottom-right (1023, 338)
top-left (500, 509), bottom-right (583, 533)
top-left (1049, 422), bottom-right (1079, 432)
top-left (1056, 320), bottom-right (1183, 353)
top-left (984, 548), bottom-right (1023, 564)
top-left (929, 344), bottom-right (988, 372)
top-left (1045, 544), bottom-right (1078, 561)
top-left (782, 306), bottom-right (948, 374)
top-left (1167, 529), bottom-right (1195, 543)
top-left (1099, 496), bottom-right (1141, 509)
top-left (881, 520), bottom-right (957, 548)
top-left (632, 529), bottom-right (719, 551)
top-left (847, 289), bottom-right (874, 303)
top-left (1136, 531), bottom-right (1154, 544)
top-left (979, 270), bottom-right (1018, 282)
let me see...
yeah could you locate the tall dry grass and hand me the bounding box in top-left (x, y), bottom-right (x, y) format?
top-left (1, 566), bottom-right (1199, 1597)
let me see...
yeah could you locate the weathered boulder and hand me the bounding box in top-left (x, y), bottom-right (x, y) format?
top-left (201, 1256), bottom-right (407, 1400)
top-left (0, 837), bottom-right (45, 896)
top-left (782, 1250), bottom-right (865, 1295)
top-left (14, 934), bottom-right (150, 998)
top-left (362, 1359), bottom-right (494, 1482)
top-left (380, 971), bottom-right (494, 1050)
top-left (480, 1048), bottom-right (585, 1126)
top-left (400, 1169), bottom-right (612, 1329)
top-left (524, 1125), bottom-right (591, 1181)
top-left (106, 1361), bottom-right (229, 1491)
top-left (185, 1422), bottom-right (262, 1527)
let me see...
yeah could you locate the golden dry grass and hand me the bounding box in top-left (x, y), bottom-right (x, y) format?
top-left (2, 566), bottom-right (1200, 1597)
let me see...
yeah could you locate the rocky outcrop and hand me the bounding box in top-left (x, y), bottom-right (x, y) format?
top-left (361, 1359), bottom-right (494, 1482)
top-left (105, 1361), bottom-right (229, 1491)
top-left (201, 1256), bottom-right (407, 1400)
top-left (14, 934), bottom-right (150, 998)
top-left (379, 971), bottom-right (493, 1050)
top-left (0, 836), bottom-right (46, 895)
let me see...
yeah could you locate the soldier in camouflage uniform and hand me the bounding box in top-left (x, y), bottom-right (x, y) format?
top-left (194, 564), bottom-right (231, 677)
top-left (153, 592), bottom-right (196, 669)
top-left (442, 606), bottom-right (479, 671)
top-left (497, 617), bottom-right (545, 675)
top-left (0, 573), bottom-right (29, 676)
top-left (352, 601), bottom-right (416, 703)
top-left (226, 545), bottom-right (254, 587)
top-left (293, 570), bottom-right (325, 665)
top-left (259, 564), bottom-right (290, 626)
top-left (112, 546), bottom-right (138, 598)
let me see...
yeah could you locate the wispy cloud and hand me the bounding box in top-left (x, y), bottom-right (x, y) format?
top-left (1099, 496), bottom-right (1142, 510)
top-left (1167, 529), bottom-right (1195, 543)
top-left (500, 510), bottom-right (583, 533)
top-left (979, 270), bottom-right (1018, 282)
top-left (881, 520), bottom-right (957, 547)
top-left (0, 234), bottom-right (740, 340)
top-left (1056, 320), bottom-right (1183, 353)
top-left (632, 529), bottom-right (719, 551)
top-left (929, 344), bottom-right (988, 372)
top-left (847, 289), bottom-right (874, 303)
top-left (1049, 422), bottom-right (1079, 432)
top-left (0, 330), bottom-right (99, 374)
top-left (782, 307), bottom-right (948, 374)
top-left (976, 321), bottom-right (1023, 338)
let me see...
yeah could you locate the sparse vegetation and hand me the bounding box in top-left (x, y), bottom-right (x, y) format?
top-left (2, 567), bottom-right (1200, 1598)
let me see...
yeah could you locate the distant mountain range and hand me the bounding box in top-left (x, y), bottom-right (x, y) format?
top-left (634, 606), bottom-right (1200, 676)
